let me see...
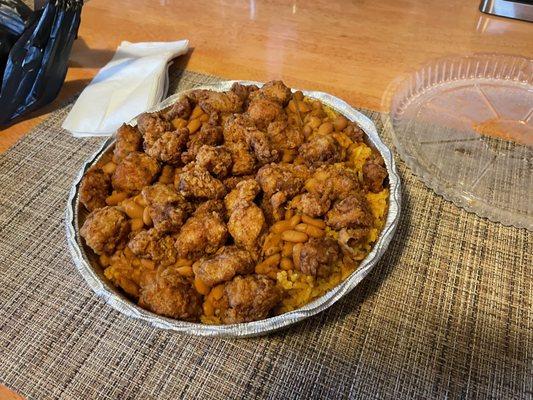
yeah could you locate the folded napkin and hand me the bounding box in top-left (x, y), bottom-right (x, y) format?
top-left (62, 40), bottom-right (189, 137)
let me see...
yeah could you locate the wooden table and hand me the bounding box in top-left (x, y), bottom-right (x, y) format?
top-left (0, 0), bottom-right (531, 153)
top-left (0, 1), bottom-right (531, 398)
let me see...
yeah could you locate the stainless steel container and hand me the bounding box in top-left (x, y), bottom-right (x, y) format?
top-left (480, 0), bottom-right (533, 22)
top-left (66, 81), bottom-right (402, 338)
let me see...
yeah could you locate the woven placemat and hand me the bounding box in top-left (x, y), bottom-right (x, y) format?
top-left (0, 71), bottom-right (531, 400)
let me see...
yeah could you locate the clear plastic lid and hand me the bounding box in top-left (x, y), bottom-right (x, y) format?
top-left (389, 54), bottom-right (532, 230)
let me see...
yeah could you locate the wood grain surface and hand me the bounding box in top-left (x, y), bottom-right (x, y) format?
top-left (0, 1), bottom-right (531, 397)
top-left (0, 0), bottom-right (531, 153)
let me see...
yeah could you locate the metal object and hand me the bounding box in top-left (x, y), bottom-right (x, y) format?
top-left (66, 80), bottom-right (402, 338)
top-left (480, 0), bottom-right (533, 22)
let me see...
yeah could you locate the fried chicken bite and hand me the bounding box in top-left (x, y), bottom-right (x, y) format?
top-left (223, 114), bottom-right (254, 143)
top-left (80, 206), bottom-right (130, 255)
top-left (256, 163), bottom-right (310, 220)
top-left (142, 183), bottom-right (192, 232)
top-left (188, 89), bottom-right (244, 114)
top-left (139, 266), bottom-right (202, 321)
top-left (223, 114), bottom-right (279, 166)
top-left (231, 82), bottom-right (259, 105)
top-left (246, 129), bottom-right (280, 164)
top-left (267, 119), bottom-right (305, 152)
top-left (363, 154), bottom-right (388, 193)
top-left (193, 199), bottom-right (226, 217)
top-left (293, 165), bottom-right (361, 217)
top-left (325, 194), bottom-right (373, 230)
top-left (112, 152), bottom-right (160, 194)
top-left (128, 227), bottom-right (178, 266)
top-left (228, 203), bottom-right (265, 250)
top-left (250, 80), bottom-right (292, 105)
top-left (256, 163), bottom-right (310, 200)
top-left (299, 134), bottom-right (342, 167)
top-left (296, 237), bottom-right (341, 277)
top-left (79, 168), bottom-right (111, 212)
top-left (224, 179), bottom-right (260, 213)
top-left (226, 141), bottom-right (257, 176)
top-left (193, 246), bottom-right (255, 287)
top-left (222, 174), bottom-right (256, 191)
top-left (174, 207), bottom-right (228, 259)
top-left (144, 128), bottom-right (189, 165)
top-left (177, 164), bottom-right (226, 200)
top-left (136, 112), bottom-right (173, 144)
top-left (113, 124), bottom-right (143, 164)
top-left (195, 145), bottom-right (232, 179)
top-left (221, 275), bottom-right (282, 324)
top-left (247, 97), bottom-right (284, 130)
top-left (164, 97), bottom-right (192, 120)
top-left (181, 123), bottom-right (223, 164)
top-left (259, 195), bottom-right (279, 224)
top-left (295, 193), bottom-right (331, 218)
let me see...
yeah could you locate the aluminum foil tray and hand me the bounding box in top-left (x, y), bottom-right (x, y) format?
top-left (66, 80), bottom-right (401, 338)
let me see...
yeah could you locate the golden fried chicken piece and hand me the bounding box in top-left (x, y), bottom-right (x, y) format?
top-left (144, 128), bottom-right (189, 165)
top-left (343, 123), bottom-right (365, 143)
top-left (226, 141), bottom-right (257, 176)
top-left (296, 237), bottom-right (341, 277)
top-left (177, 164), bottom-right (226, 200)
top-left (163, 97), bottom-right (192, 120)
top-left (181, 123), bottom-right (223, 164)
top-left (195, 145), bottom-right (233, 179)
top-left (223, 114), bottom-right (254, 143)
top-left (325, 194), bottom-right (373, 230)
top-left (188, 89), bottom-right (244, 114)
top-left (136, 112), bottom-right (173, 145)
top-left (293, 165), bottom-right (361, 217)
top-left (259, 195), bottom-right (279, 224)
top-left (79, 168), bottom-right (111, 212)
top-left (222, 174), bottom-right (256, 191)
top-left (193, 246), bottom-right (255, 287)
top-left (295, 193), bottom-right (331, 218)
top-left (228, 203), bottom-right (265, 250)
top-left (256, 163), bottom-right (310, 199)
top-left (250, 80), bottom-right (292, 105)
top-left (139, 266), bottom-right (202, 321)
top-left (256, 163), bottom-right (310, 220)
top-left (113, 124), bottom-right (143, 164)
top-left (174, 207), bottom-right (228, 259)
top-left (224, 179), bottom-right (260, 213)
top-left (299, 134), bottom-right (342, 167)
top-left (246, 129), bottom-right (280, 164)
top-left (111, 152), bottom-right (160, 194)
top-left (230, 82), bottom-right (259, 105)
top-left (247, 97), bottom-right (283, 130)
top-left (267, 120), bottom-right (305, 152)
top-left (221, 275), bottom-right (282, 324)
top-left (128, 227), bottom-right (178, 266)
top-left (363, 154), bottom-right (387, 193)
top-left (142, 183), bottom-right (192, 232)
top-left (80, 206), bottom-right (130, 255)
top-left (193, 199), bottom-right (226, 217)
top-left (223, 114), bottom-right (279, 166)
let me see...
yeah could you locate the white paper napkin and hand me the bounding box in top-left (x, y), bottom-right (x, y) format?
top-left (62, 40), bottom-right (189, 137)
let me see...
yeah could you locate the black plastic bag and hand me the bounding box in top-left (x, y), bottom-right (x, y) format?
top-left (0, 0), bottom-right (32, 85)
top-left (0, 0), bottom-right (83, 126)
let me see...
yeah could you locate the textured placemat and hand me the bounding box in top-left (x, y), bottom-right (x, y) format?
top-left (0, 70), bottom-right (531, 400)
